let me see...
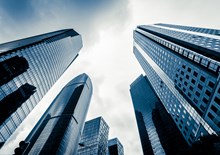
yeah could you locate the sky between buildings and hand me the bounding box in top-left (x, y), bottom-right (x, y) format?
top-left (0, 0), bottom-right (220, 154)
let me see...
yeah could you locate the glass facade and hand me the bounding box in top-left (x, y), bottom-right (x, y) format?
top-left (108, 138), bottom-right (124, 155)
top-left (17, 73), bottom-right (93, 155)
top-left (130, 75), bottom-right (187, 155)
top-left (133, 23), bottom-right (220, 145)
top-left (155, 23), bottom-right (220, 36)
top-left (77, 117), bottom-right (109, 155)
top-left (0, 29), bottom-right (82, 147)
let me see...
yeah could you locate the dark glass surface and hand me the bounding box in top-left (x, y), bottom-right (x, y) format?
top-left (0, 29), bottom-right (82, 144)
top-left (19, 74), bottom-right (92, 155)
top-left (130, 75), bottom-right (187, 154)
top-left (0, 83), bottom-right (36, 125)
top-left (0, 56), bottom-right (29, 86)
top-left (135, 111), bottom-right (154, 155)
top-left (133, 24), bottom-right (220, 144)
top-left (137, 25), bottom-right (220, 61)
top-left (155, 23), bottom-right (220, 36)
top-left (77, 117), bottom-right (109, 155)
top-left (152, 102), bottom-right (188, 155)
top-left (108, 138), bottom-right (124, 155)
top-left (0, 29), bottom-right (79, 55)
top-left (108, 145), bottom-right (118, 155)
top-left (39, 85), bottom-right (84, 154)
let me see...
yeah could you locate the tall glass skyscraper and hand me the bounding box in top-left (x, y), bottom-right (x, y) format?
top-left (108, 138), bottom-right (124, 155)
top-left (14, 73), bottom-right (93, 155)
top-left (77, 117), bottom-right (109, 155)
top-left (133, 23), bottom-right (220, 145)
top-left (130, 75), bottom-right (187, 155)
top-left (0, 29), bottom-right (82, 147)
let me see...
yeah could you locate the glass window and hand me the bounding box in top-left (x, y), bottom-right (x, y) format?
top-left (198, 84), bottom-right (203, 90)
top-left (208, 113), bottom-right (214, 120)
top-left (193, 71), bottom-right (198, 77)
top-left (205, 90), bottom-right (211, 96)
top-left (211, 105), bottom-right (218, 113)
top-left (208, 81), bottom-right (215, 88)
top-left (187, 67), bottom-right (192, 73)
top-left (200, 76), bottom-right (206, 82)
top-left (214, 97), bottom-right (220, 105)
top-left (193, 98), bottom-right (198, 104)
top-left (196, 91), bottom-right (200, 97)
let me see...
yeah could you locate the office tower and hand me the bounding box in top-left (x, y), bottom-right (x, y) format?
top-left (130, 75), bottom-right (187, 155)
top-left (77, 117), bottom-right (109, 155)
top-left (14, 73), bottom-right (93, 155)
top-left (133, 23), bottom-right (220, 145)
top-left (0, 29), bottom-right (82, 147)
top-left (108, 138), bottom-right (124, 155)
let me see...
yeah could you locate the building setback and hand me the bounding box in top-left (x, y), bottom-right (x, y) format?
top-left (77, 117), bottom-right (109, 155)
top-left (0, 29), bottom-right (82, 148)
top-left (108, 138), bottom-right (124, 155)
top-left (130, 75), bottom-right (187, 155)
top-left (133, 23), bottom-right (220, 145)
top-left (14, 73), bottom-right (93, 155)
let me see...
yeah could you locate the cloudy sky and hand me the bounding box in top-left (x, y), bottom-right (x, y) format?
top-left (0, 0), bottom-right (220, 154)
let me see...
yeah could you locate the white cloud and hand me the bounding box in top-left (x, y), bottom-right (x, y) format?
top-left (1, 0), bottom-right (220, 154)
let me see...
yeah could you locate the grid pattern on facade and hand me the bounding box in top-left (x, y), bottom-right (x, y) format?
top-left (0, 30), bottom-right (82, 144)
top-left (135, 28), bottom-right (220, 73)
top-left (134, 46), bottom-right (202, 144)
top-left (138, 25), bottom-right (220, 53)
top-left (133, 39), bottom-right (218, 144)
top-left (77, 117), bottom-right (109, 155)
top-left (134, 31), bottom-right (217, 117)
top-left (155, 23), bottom-right (220, 36)
top-left (133, 23), bottom-right (220, 145)
top-left (134, 28), bottom-right (220, 134)
top-left (205, 83), bottom-right (220, 132)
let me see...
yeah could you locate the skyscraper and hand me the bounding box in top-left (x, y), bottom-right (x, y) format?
top-left (130, 75), bottom-right (187, 155)
top-left (0, 29), bottom-right (82, 147)
top-left (77, 117), bottom-right (109, 155)
top-left (14, 73), bottom-right (93, 155)
top-left (108, 138), bottom-right (124, 155)
top-left (133, 23), bottom-right (220, 145)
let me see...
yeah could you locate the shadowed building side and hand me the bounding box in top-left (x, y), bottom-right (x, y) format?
top-left (130, 75), bottom-right (187, 155)
top-left (134, 111), bottom-right (154, 155)
top-left (14, 73), bottom-right (93, 155)
top-left (0, 56), bottom-right (29, 86)
top-left (108, 138), bottom-right (124, 155)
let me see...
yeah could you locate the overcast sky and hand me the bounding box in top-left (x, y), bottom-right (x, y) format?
top-left (0, 0), bottom-right (220, 154)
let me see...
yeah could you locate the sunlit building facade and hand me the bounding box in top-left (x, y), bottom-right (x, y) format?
top-left (14, 73), bottom-right (93, 155)
top-left (133, 23), bottom-right (220, 145)
top-left (0, 29), bottom-right (82, 148)
top-left (77, 117), bottom-right (109, 155)
top-left (108, 138), bottom-right (124, 155)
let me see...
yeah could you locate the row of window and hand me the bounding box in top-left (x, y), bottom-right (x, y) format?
top-left (134, 47), bottom-right (197, 144)
top-left (156, 23), bottom-right (220, 36)
top-left (206, 84), bottom-right (220, 130)
top-left (175, 65), bottom-right (215, 115)
top-left (141, 25), bottom-right (220, 52)
top-left (136, 28), bottom-right (220, 73)
top-left (135, 31), bottom-right (217, 117)
top-left (134, 41), bottom-right (216, 145)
